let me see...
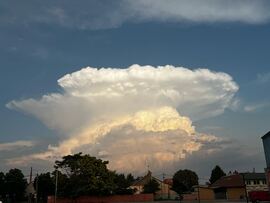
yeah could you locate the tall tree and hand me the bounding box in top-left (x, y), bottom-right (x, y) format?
top-left (55, 152), bottom-right (116, 197)
top-left (0, 172), bottom-right (5, 199)
top-left (51, 170), bottom-right (69, 197)
top-left (209, 165), bottom-right (226, 184)
top-left (34, 172), bottom-right (55, 203)
top-left (172, 169), bottom-right (198, 195)
top-left (143, 179), bottom-right (160, 194)
top-left (5, 168), bottom-right (27, 201)
top-left (113, 173), bottom-right (135, 194)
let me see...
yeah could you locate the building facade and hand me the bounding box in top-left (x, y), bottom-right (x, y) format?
top-left (130, 171), bottom-right (178, 200)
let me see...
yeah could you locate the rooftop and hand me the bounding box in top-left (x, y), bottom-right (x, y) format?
top-left (211, 174), bottom-right (244, 188)
top-left (262, 131), bottom-right (270, 140)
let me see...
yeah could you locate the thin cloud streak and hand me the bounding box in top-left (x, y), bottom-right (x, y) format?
top-left (0, 140), bottom-right (34, 152)
top-left (1, 0), bottom-right (270, 30)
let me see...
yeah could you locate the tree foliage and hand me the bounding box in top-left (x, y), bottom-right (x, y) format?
top-left (113, 173), bottom-right (135, 194)
top-left (143, 179), bottom-right (160, 194)
top-left (5, 168), bottom-right (27, 201)
top-left (209, 165), bottom-right (226, 184)
top-left (0, 172), bottom-right (5, 199)
top-left (34, 172), bottom-right (55, 202)
top-left (54, 152), bottom-right (116, 197)
top-left (172, 169), bottom-right (198, 194)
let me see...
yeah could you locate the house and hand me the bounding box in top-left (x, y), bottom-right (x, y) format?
top-left (193, 185), bottom-right (215, 200)
top-left (242, 172), bottom-right (268, 192)
top-left (262, 131), bottom-right (270, 191)
top-left (129, 171), bottom-right (178, 200)
top-left (210, 173), bottom-right (246, 200)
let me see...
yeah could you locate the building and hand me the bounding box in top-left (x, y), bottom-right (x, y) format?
top-left (182, 185), bottom-right (215, 201)
top-left (262, 131), bottom-right (270, 191)
top-left (262, 131), bottom-right (270, 168)
top-left (129, 171), bottom-right (178, 200)
top-left (242, 172), bottom-right (268, 192)
top-left (210, 174), bottom-right (246, 200)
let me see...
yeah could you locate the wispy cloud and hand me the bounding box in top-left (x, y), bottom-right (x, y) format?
top-left (257, 72), bottom-right (270, 83)
top-left (244, 102), bottom-right (270, 112)
top-left (0, 140), bottom-right (34, 152)
top-left (1, 0), bottom-right (270, 30)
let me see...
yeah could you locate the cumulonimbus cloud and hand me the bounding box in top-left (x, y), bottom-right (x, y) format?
top-left (7, 65), bottom-right (239, 173)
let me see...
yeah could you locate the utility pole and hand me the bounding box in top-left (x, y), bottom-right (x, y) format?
top-left (35, 174), bottom-right (38, 203)
top-left (28, 167), bottom-right (33, 203)
top-left (242, 173), bottom-right (249, 203)
top-left (54, 170), bottom-right (58, 203)
top-left (197, 185), bottom-right (201, 203)
top-left (162, 173), bottom-right (166, 199)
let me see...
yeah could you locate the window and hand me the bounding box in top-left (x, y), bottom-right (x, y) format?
top-left (262, 180), bottom-right (267, 185)
top-left (246, 180), bottom-right (251, 185)
top-left (253, 180), bottom-right (260, 185)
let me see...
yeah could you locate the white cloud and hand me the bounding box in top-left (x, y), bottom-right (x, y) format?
top-left (7, 65), bottom-right (238, 132)
top-left (1, 0), bottom-right (270, 30)
top-left (0, 140), bottom-right (34, 152)
top-left (7, 64), bottom-right (239, 173)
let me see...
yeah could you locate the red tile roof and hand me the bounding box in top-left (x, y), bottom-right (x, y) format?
top-left (211, 174), bottom-right (244, 188)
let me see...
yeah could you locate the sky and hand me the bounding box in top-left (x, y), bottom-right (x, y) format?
top-left (0, 0), bottom-right (270, 180)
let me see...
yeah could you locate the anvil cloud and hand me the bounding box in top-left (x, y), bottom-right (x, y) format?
top-left (7, 65), bottom-right (239, 173)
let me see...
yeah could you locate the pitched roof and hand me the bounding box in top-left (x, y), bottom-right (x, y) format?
top-left (262, 131), bottom-right (270, 139)
top-left (163, 178), bottom-right (173, 186)
top-left (211, 174), bottom-right (244, 188)
top-left (131, 171), bottom-right (164, 186)
top-left (241, 172), bottom-right (266, 180)
top-left (131, 171), bottom-right (152, 186)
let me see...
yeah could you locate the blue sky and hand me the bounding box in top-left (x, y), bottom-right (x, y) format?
top-left (0, 0), bottom-right (270, 178)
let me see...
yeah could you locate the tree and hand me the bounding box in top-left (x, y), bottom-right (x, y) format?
top-left (113, 173), bottom-right (135, 194)
top-left (0, 172), bottom-right (5, 199)
top-left (209, 165), bottom-right (226, 184)
top-left (34, 172), bottom-right (55, 203)
top-left (54, 152), bottom-right (116, 197)
top-left (5, 168), bottom-right (27, 201)
top-left (51, 170), bottom-right (69, 197)
top-left (172, 169), bottom-right (198, 195)
top-left (143, 179), bottom-right (160, 194)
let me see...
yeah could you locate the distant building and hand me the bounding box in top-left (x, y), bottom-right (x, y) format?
top-left (262, 131), bottom-right (270, 191)
top-left (242, 172), bottom-right (268, 192)
top-left (210, 174), bottom-right (246, 200)
top-left (262, 131), bottom-right (270, 168)
top-left (182, 171), bottom-right (268, 201)
top-left (129, 171), bottom-right (178, 200)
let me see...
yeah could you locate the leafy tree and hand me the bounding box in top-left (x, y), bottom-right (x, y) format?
top-left (5, 168), bottom-right (27, 201)
top-left (0, 172), bottom-right (5, 199)
top-left (34, 172), bottom-right (55, 203)
top-left (143, 179), bottom-right (160, 194)
top-left (51, 170), bottom-right (69, 197)
top-left (209, 165), bottom-right (226, 184)
top-left (126, 173), bottom-right (135, 186)
top-left (113, 173), bottom-right (135, 194)
top-left (172, 169), bottom-right (198, 195)
top-left (54, 152), bottom-right (116, 197)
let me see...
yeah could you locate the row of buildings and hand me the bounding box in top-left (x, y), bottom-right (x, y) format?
top-left (129, 131), bottom-right (270, 201)
top-left (129, 170), bottom-right (268, 201)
